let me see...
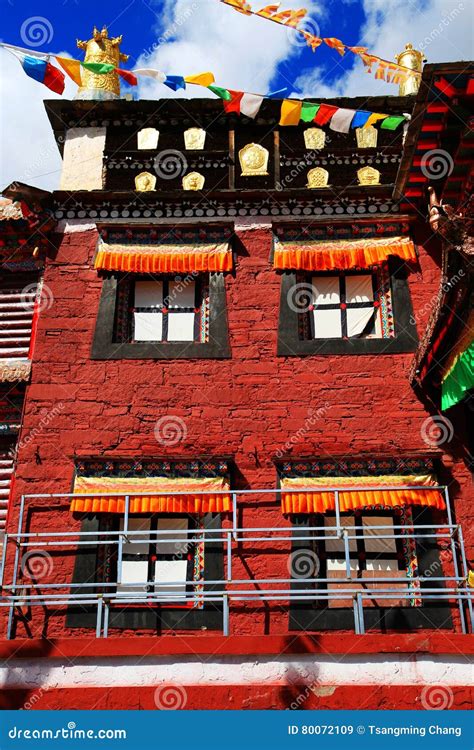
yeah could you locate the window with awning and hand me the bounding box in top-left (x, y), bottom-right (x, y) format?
top-left (94, 241), bottom-right (233, 274)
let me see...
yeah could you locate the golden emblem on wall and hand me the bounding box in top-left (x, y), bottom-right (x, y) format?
top-left (137, 128), bottom-right (159, 150)
top-left (307, 167), bottom-right (329, 189)
top-left (304, 128), bottom-right (326, 150)
top-left (239, 143), bottom-right (269, 176)
top-left (135, 172), bottom-right (157, 191)
top-left (356, 125), bottom-right (378, 149)
top-left (184, 128), bottom-right (206, 150)
top-left (357, 166), bottom-right (381, 185)
top-left (77, 26), bottom-right (129, 99)
top-left (182, 172), bottom-right (205, 191)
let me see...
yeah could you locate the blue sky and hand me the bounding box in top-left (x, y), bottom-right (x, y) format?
top-left (1, 0), bottom-right (368, 94)
top-left (0, 0), bottom-right (471, 189)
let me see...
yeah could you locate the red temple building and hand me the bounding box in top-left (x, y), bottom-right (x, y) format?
top-left (0, 36), bottom-right (472, 710)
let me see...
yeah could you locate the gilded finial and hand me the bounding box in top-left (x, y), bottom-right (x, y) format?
top-left (76, 26), bottom-right (129, 100)
top-left (395, 43), bottom-right (426, 97)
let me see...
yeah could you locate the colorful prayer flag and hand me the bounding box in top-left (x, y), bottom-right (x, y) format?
top-left (380, 115), bottom-right (406, 130)
top-left (364, 112), bottom-right (387, 128)
top-left (314, 103), bottom-right (338, 125)
top-left (132, 69), bottom-right (166, 82)
top-left (300, 102), bottom-right (320, 122)
top-left (280, 99), bottom-right (302, 126)
top-left (223, 90), bottom-right (244, 113)
top-left (21, 55), bottom-right (65, 95)
top-left (240, 92), bottom-right (264, 118)
top-left (81, 61), bottom-right (115, 74)
top-left (185, 72), bottom-right (215, 87)
top-left (329, 108), bottom-right (355, 133)
top-left (350, 111), bottom-right (372, 128)
top-left (164, 75), bottom-right (186, 91)
top-left (117, 69), bottom-right (138, 86)
top-left (55, 56), bottom-right (82, 86)
top-left (208, 85), bottom-right (232, 100)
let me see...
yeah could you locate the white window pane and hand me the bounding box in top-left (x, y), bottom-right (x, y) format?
top-left (326, 558), bottom-right (359, 572)
top-left (168, 279), bottom-right (196, 308)
top-left (324, 517), bottom-right (357, 552)
top-left (120, 518), bottom-right (151, 555)
top-left (134, 312), bottom-right (163, 341)
top-left (154, 559), bottom-right (188, 596)
top-left (167, 312), bottom-right (195, 341)
top-left (346, 307), bottom-right (376, 337)
top-left (345, 275), bottom-right (374, 303)
top-left (312, 276), bottom-right (340, 304)
top-left (117, 559), bottom-right (149, 596)
top-left (135, 280), bottom-right (163, 308)
top-left (365, 559), bottom-right (400, 573)
top-left (156, 518), bottom-right (189, 555)
top-left (362, 516), bottom-right (397, 553)
top-left (312, 308), bottom-right (342, 339)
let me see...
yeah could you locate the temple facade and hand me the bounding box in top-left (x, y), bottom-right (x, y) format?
top-left (0, 41), bottom-right (472, 710)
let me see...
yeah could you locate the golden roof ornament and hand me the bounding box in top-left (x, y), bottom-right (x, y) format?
top-left (135, 172), bottom-right (156, 191)
top-left (182, 172), bottom-right (205, 191)
top-left (239, 144), bottom-right (269, 176)
top-left (395, 43), bottom-right (426, 96)
top-left (356, 125), bottom-right (378, 149)
top-left (184, 128), bottom-right (206, 150)
top-left (304, 128), bottom-right (326, 150)
top-left (76, 26), bottom-right (129, 100)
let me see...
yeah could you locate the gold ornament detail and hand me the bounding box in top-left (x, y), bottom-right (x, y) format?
top-left (395, 43), bottom-right (426, 96)
top-left (184, 128), bottom-right (206, 150)
top-left (304, 128), bottom-right (326, 150)
top-left (135, 172), bottom-right (157, 191)
top-left (0, 360), bottom-right (31, 383)
top-left (77, 26), bottom-right (129, 98)
top-left (307, 167), bottom-right (329, 189)
top-left (357, 166), bottom-right (381, 185)
top-left (137, 128), bottom-right (159, 150)
top-left (356, 125), bottom-right (378, 148)
top-left (182, 172), bottom-right (205, 191)
top-left (239, 143), bottom-right (269, 176)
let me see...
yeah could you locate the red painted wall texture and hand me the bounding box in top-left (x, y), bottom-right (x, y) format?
top-left (3, 220), bottom-right (473, 640)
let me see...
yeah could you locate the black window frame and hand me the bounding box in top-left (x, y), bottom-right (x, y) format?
top-left (67, 511), bottom-right (224, 631)
top-left (92, 271), bottom-right (230, 360)
top-left (131, 276), bottom-right (203, 344)
top-left (308, 270), bottom-right (382, 340)
top-left (289, 506), bottom-right (452, 631)
top-left (277, 257), bottom-right (418, 356)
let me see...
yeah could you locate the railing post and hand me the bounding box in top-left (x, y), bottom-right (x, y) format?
top-left (117, 495), bottom-right (130, 586)
top-left (457, 525), bottom-right (473, 633)
top-left (103, 599), bottom-right (110, 639)
top-left (357, 592), bottom-right (365, 635)
top-left (232, 492), bottom-right (237, 540)
top-left (353, 594), bottom-right (360, 635)
top-left (0, 533), bottom-right (8, 588)
top-left (96, 596), bottom-right (103, 638)
top-left (7, 494), bottom-right (26, 640)
top-left (223, 594), bottom-right (229, 636)
top-left (444, 486), bottom-right (467, 634)
top-left (226, 531), bottom-right (232, 583)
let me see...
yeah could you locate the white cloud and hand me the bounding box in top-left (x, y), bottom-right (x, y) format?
top-left (294, 0), bottom-right (473, 98)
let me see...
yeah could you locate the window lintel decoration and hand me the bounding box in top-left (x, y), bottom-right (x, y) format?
top-left (273, 236), bottom-right (416, 271)
top-left (94, 240), bottom-right (232, 274)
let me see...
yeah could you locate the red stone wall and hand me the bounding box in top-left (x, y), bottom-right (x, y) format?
top-left (3, 220), bottom-right (473, 639)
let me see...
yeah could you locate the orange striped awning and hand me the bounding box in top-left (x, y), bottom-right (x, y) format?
top-left (71, 476), bottom-right (231, 514)
top-left (273, 236), bottom-right (416, 271)
top-left (94, 242), bottom-right (232, 274)
top-left (280, 475), bottom-right (445, 514)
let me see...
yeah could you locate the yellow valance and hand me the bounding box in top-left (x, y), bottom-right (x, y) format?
top-left (94, 242), bottom-right (233, 274)
top-left (71, 476), bottom-right (231, 514)
top-left (273, 236), bottom-right (416, 271)
top-left (280, 474), bottom-right (445, 514)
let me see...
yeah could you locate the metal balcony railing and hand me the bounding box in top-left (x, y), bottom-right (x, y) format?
top-left (1, 486), bottom-right (472, 639)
